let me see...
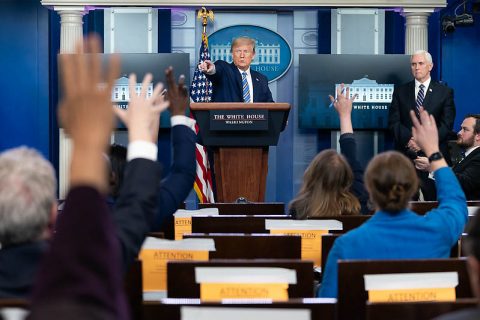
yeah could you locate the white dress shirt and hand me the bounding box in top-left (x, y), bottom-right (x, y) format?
top-left (127, 115), bottom-right (196, 161)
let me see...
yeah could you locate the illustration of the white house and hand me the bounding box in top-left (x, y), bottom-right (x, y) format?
top-left (111, 76), bottom-right (153, 103)
top-left (211, 41), bottom-right (280, 65)
top-left (335, 77), bottom-right (394, 103)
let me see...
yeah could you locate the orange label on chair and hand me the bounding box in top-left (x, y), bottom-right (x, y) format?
top-left (174, 217), bottom-right (192, 240)
top-left (368, 287), bottom-right (456, 302)
top-left (269, 229), bottom-right (327, 267)
top-left (139, 249), bottom-right (209, 291)
top-left (200, 283), bottom-right (289, 302)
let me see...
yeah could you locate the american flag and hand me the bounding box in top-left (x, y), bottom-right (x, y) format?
top-left (190, 32), bottom-right (215, 203)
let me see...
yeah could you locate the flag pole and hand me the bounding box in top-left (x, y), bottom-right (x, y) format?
top-left (191, 7), bottom-right (216, 203)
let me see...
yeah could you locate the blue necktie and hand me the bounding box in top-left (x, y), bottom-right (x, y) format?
top-left (416, 84), bottom-right (425, 112)
top-left (242, 71), bottom-right (251, 103)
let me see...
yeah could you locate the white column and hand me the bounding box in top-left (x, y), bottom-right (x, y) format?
top-left (55, 6), bottom-right (87, 199)
top-left (402, 9), bottom-right (432, 54)
top-left (56, 7), bottom-right (86, 53)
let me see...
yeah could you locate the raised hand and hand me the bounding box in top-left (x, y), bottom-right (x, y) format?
top-left (329, 83), bottom-right (356, 134)
top-left (58, 35), bottom-right (120, 149)
top-left (329, 84), bottom-right (356, 117)
top-left (165, 66), bottom-right (189, 116)
top-left (114, 73), bottom-right (169, 143)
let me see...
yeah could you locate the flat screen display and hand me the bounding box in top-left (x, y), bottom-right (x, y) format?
top-left (58, 53), bottom-right (190, 128)
top-left (298, 54), bottom-right (412, 130)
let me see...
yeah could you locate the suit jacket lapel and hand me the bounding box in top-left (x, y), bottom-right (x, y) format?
top-left (407, 81), bottom-right (416, 112)
top-left (251, 71), bottom-right (260, 102)
top-left (231, 63), bottom-right (243, 97)
top-left (455, 147), bottom-right (480, 170)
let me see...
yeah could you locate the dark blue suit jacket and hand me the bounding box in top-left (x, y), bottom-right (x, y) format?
top-left (113, 157), bottom-right (161, 271)
top-left (452, 147), bottom-right (480, 200)
top-left (154, 125), bottom-right (196, 237)
top-left (339, 133), bottom-right (370, 214)
top-left (0, 241), bottom-right (47, 299)
top-left (388, 80), bottom-right (455, 157)
top-left (114, 125), bottom-right (196, 264)
top-left (206, 60), bottom-right (274, 103)
top-left (388, 80), bottom-right (456, 200)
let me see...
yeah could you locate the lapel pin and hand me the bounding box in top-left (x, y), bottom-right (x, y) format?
top-left (256, 78), bottom-right (259, 81)
top-left (429, 88), bottom-right (432, 92)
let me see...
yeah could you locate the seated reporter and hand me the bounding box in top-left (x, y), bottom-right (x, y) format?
top-left (289, 84), bottom-right (369, 218)
top-left (414, 113), bottom-right (480, 200)
top-left (319, 107), bottom-right (468, 298)
top-left (0, 147), bottom-right (57, 299)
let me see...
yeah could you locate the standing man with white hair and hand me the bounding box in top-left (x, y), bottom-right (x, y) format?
top-left (388, 50), bottom-right (456, 200)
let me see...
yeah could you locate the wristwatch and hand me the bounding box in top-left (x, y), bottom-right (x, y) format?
top-left (428, 151), bottom-right (444, 163)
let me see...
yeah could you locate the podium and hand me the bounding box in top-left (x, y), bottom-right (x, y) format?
top-left (190, 103), bottom-right (290, 202)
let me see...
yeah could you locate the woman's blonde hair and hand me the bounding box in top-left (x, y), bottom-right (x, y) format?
top-left (289, 149), bottom-right (360, 219)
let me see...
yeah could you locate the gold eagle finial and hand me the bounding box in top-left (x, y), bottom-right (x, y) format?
top-left (197, 7), bottom-right (214, 32)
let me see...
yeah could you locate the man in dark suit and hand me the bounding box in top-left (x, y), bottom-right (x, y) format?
top-left (388, 50), bottom-right (456, 200)
top-left (198, 36), bottom-right (274, 103)
top-left (414, 114), bottom-right (480, 200)
top-left (453, 114), bottom-right (480, 200)
top-left (196, 36), bottom-right (273, 200)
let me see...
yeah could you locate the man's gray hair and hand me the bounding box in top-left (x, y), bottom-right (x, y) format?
top-left (0, 147), bottom-right (57, 246)
top-left (411, 49), bottom-right (433, 64)
top-left (230, 36), bottom-right (256, 53)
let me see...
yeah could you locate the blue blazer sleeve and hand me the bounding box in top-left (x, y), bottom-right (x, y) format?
top-left (153, 125), bottom-right (196, 233)
top-left (339, 133), bottom-right (369, 214)
top-left (388, 83), bottom-right (415, 149)
top-left (430, 167), bottom-right (468, 245)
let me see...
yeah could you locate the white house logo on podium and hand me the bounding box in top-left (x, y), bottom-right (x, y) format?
top-left (209, 25), bottom-right (292, 83)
